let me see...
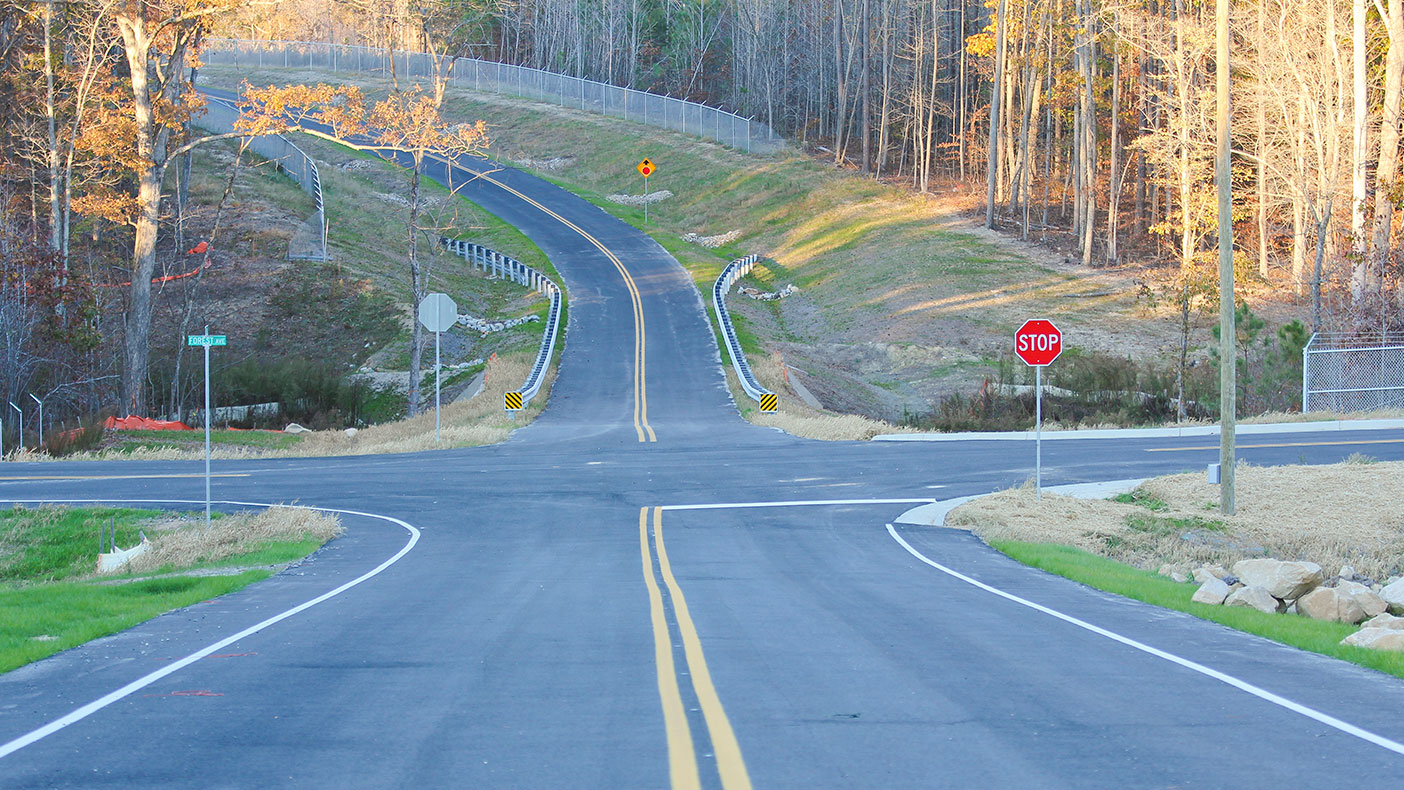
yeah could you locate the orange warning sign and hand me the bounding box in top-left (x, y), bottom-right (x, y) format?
top-left (637, 158), bottom-right (655, 178)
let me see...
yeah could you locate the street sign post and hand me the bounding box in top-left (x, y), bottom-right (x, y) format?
top-left (419, 293), bottom-right (458, 443)
top-left (637, 158), bottom-right (655, 223)
top-left (1015, 319), bottom-right (1063, 499)
top-left (187, 328), bottom-right (227, 525)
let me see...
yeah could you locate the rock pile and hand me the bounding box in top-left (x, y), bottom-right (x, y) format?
top-left (457, 313), bottom-right (541, 335)
top-left (607, 190), bottom-right (673, 206)
top-left (738, 284), bottom-right (798, 301)
top-left (682, 229), bottom-right (741, 248)
top-left (1163, 559), bottom-right (1404, 651)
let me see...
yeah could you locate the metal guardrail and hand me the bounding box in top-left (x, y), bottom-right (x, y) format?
top-left (441, 238), bottom-right (562, 406)
top-left (713, 254), bottom-right (775, 409)
top-left (202, 38), bottom-right (784, 154)
top-left (196, 97), bottom-right (329, 260)
top-left (1303, 332), bottom-right (1404, 412)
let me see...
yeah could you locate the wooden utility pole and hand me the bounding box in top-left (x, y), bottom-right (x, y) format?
top-left (1217, 0), bottom-right (1236, 515)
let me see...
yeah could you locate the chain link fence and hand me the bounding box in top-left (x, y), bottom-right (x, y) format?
top-left (203, 39), bottom-right (784, 155)
top-left (196, 97), bottom-right (328, 260)
top-left (1303, 333), bottom-right (1404, 412)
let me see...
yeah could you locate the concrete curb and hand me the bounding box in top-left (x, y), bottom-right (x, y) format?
top-left (873, 418), bottom-right (1404, 443)
top-left (894, 478), bottom-right (1148, 527)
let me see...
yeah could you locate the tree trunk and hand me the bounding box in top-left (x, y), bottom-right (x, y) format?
top-left (860, 0), bottom-right (871, 173)
top-left (1080, 0), bottom-right (1096, 267)
top-left (1257, 0), bottom-right (1270, 278)
top-left (986, 0), bottom-right (1007, 227)
top-left (407, 159), bottom-right (425, 417)
top-left (1353, 0), bottom-right (1369, 254)
top-left (1372, 0), bottom-right (1404, 262)
top-left (958, 0), bottom-right (968, 180)
top-left (1106, 17), bottom-right (1121, 266)
top-left (43, 0), bottom-right (60, 255)
top-left (118, 15), bottom-right (174, 416)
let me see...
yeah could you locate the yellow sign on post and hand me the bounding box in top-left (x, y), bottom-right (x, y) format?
top-left (637, 158), bottom-right (655, 178)
top-left (759, 393), bottom-right (778, 412)
top-left (505, 391), bottom-right (523, 411)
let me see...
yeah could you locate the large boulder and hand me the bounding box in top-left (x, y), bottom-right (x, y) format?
top-left (1361, 613), bottom-right (1404, 631)
top-left (1342, 628), bottom-right (1404, 651)
top-left (1192, 577), bottom-right (1232, 605)
top-left (1193, 565), bottom-right (1230, 584)
top-left (1380, 578), bottom-right (1404, 615)
top-left (1159, 563), bottom-right (1191, 584)
top-left (1339, 581), bottom-right (1388, 618)
top-left (1225, 586), bottom-right (1284, 614)
top-left (1231, 559), bottom-right (1324, 601)
top-left (1296, 587), bottom-right (1367, 624)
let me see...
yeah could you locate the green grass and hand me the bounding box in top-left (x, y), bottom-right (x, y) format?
top-left (0, 507), bottom-right (162, 584)
top-left (992, 541), bottom-right (1404, 679)
top-left (420, 361), bottom-right (486, 389)
top-left (1110, 490), bottom-right (1170, 511)
top-left (0, 572), bottom-right (269, 673)
top-left (0, 506), bottom-right (328, 673)
top-left (110, 428), bottom-right (303, 450)
top-left (1125, 513), bottom-right (1226, 536)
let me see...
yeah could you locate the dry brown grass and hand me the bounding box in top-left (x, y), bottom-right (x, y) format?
top-left (947, 460), bottom-right (1404, 581)
top-left (29, 353), bottom-right (550, 462)
top-left (124, 506), bottom-right (342, 574)
top-left (738, 355), bottom-right (912, 441)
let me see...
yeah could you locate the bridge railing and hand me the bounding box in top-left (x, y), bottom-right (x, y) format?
top-left (713, 255), bottom-right (775, 409)
top-left (441, 238), bottom-right (562, 406)
top-left (196, 97), bottom-right (329, 261)
top-left (201, 38), bottom-right (783, 154)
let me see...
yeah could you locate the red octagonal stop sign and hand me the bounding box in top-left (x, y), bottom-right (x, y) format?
top-left (1014, 319), bottom-right (1063, 366)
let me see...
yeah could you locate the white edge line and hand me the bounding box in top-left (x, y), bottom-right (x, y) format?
top-left (884, 522), bottom-right (1404, 757)
top-left (660, 498), bottom-right (936, 512)
top-left (0, 498), bottom-right (421, 760)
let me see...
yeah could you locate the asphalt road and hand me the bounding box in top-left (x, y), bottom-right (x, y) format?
top-left (4, 117), bottom-right (1404, 787)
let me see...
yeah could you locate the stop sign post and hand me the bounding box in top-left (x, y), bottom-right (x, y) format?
top-left (1015, 319), bottom-right (1063, 499)
top-left (419, 293), bottom-right (458, 443)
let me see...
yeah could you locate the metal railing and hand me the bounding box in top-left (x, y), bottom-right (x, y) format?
top-left (1303, 332), bottom-right (1404, 412)
top-left (713, 254), bottom-right (775, 408)
top-left (202, 38), bottom-right (784, 154)
top-left (196, 97), bottom-right (328, 260)
top-left (441, 238), bottom-right (562, 406)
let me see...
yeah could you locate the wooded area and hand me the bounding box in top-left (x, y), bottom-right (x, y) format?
top-left (1, 0), bottom-right (1401, 429)
top-left (233, 0), bottom-right (1402, 325)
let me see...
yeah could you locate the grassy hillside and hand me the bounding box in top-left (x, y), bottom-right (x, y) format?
top-left (201, 63), bottom-right (1312, 430)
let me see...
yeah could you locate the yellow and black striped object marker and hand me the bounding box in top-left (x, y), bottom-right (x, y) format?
top-left (504, 391), bottom-right (523, 411)
top-left (759, 393), bottom-right (778, 412)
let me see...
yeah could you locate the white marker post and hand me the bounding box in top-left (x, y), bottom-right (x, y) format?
top-left (188, 328), bottom-right (226, 526)
top-left (418, 293), bottom-right (459, 443)
top-left (28, 393), bottom-right (41, 448)
top-left (1014, 319), bottom-right (1063, 500)
top-left (7, 402), bottom-right (19, 454)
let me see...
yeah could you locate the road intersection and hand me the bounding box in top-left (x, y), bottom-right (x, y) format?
top-left (3, 141), bottom-right (1404, 787)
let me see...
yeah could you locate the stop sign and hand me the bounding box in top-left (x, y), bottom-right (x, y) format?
top-left (1014, 319), bottom-right (1063, 366)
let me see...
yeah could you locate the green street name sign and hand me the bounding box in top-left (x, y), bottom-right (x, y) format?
top-left (187, 334), bottom-right (227, 347)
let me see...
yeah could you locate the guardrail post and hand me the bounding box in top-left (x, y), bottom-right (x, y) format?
top-left (1302, 342), bottom-right (1310, 413)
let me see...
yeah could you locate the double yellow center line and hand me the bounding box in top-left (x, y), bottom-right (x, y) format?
top-left (639, 507), bottom-right (751, 790)
top-left (435, 154), bottom-right (656, 442)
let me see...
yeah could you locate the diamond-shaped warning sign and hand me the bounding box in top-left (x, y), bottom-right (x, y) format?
top-left (637, 158), bottom-right (655, 178)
